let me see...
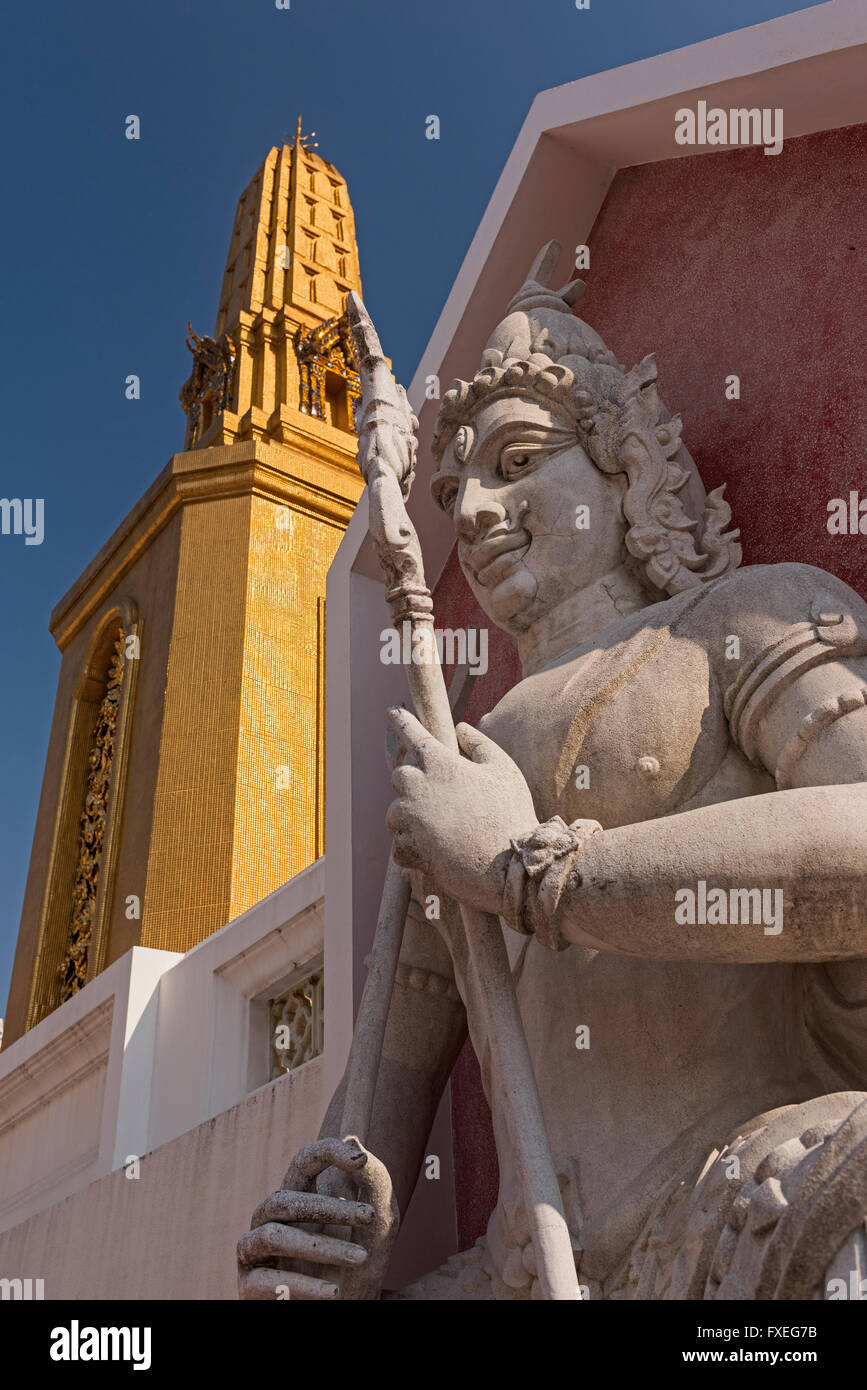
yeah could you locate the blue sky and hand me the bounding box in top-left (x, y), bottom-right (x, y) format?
top-left (0, 0), bottom-right (820, 1019)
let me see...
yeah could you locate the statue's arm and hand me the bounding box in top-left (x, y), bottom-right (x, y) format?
top-left (319, 890), bottom-right (467, 1217)
top-left (550, 780), bottom-right (866, 962)
top-left (546, 654), bottom-right (867, 963)
top-left (385, 655), bottom-right (867, 967)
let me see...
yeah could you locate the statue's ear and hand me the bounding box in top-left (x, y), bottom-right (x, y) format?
top-left (611, 354), bottom-right (659, 407)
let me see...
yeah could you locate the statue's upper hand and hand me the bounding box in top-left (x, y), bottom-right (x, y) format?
top-left (386, 706), bottom-right (539, 914)
top-left (237, 1137), bottom-right (398, 1301)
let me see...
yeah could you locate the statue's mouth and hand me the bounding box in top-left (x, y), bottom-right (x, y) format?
top-left (462, 527), bottom-right (531, 589)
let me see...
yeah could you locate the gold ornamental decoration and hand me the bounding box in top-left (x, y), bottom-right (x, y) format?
top-left (295, 308), bottom-right (360, 425)
top-left (179, 323), bottom-right (237, 446)
top-left (58, 635), bottom-right (125, 1003)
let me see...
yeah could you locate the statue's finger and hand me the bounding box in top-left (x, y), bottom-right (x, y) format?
top-left (385, 720), bottom-right (402, 772)
top-left (238, 1266), bottom-right (339, 1301)
top-left (386, 706), bottom-right (438, 769)
top-left (281, 1137), bottom-right (367, 1192)
top-left (385, 797), bottom-right (406, 838)
top-left (250, 1190), bottom-right (374, 1230)
top-left (238, 1222), bottom-right (367, 1269)
top-left (391, 830), bottom-right (424, 870)
top-left (390, 764), bottom-right (423, 797)
top-left (456, 721), bottom-right (501, 765)
top-left (386, 797), bottom-right (426, 846)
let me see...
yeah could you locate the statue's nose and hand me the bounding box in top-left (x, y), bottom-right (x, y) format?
top-left (453, 475), bottom-right (506, 542)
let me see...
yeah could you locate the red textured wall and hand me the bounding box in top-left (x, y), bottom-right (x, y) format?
top-left (435, 123), bottom-right (867, 1252)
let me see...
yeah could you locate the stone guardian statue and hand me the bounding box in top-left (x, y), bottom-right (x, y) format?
top-left (238, 247), bottom-right (867, 1301)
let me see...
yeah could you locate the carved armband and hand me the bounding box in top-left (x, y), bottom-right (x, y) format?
top-left (725, 606), bottom-right (867, 769)
top-left (502, 816), bottom-right (602, 952)
top-left (774, 687), bottom-right (867, 789)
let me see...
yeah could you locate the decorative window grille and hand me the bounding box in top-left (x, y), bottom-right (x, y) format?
top-left (269, 970), bottom-right (324, 1078)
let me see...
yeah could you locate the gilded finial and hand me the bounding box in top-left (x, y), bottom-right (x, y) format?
top-left (285, 114), bottom-right (318, 152)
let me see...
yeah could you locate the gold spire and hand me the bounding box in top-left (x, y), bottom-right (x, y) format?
top-left (181, 131), bottom-right (362, 449)
top-left (5, 131), bottom-right (368, 1042)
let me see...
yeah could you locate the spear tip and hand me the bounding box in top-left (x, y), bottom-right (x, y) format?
top-left (346, 291), bottom-right (386, 367)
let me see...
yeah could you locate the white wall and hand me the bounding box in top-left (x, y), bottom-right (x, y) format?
top-left (0, 1057), bottom-right (325, 1300)
top-left (0, 862), bottom-right (325, 1240)
top-left (0, 845), bottom-right (456, 1295)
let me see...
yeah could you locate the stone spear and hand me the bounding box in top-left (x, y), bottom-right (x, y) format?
top-left (339, 291), bottom-right (580, 1300)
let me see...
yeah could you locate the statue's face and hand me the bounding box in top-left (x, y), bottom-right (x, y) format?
top-left (432, 395), bottom-right (626, 634)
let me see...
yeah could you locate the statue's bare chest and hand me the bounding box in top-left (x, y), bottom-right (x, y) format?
top-left (480, 627), bottom-right (768, 830)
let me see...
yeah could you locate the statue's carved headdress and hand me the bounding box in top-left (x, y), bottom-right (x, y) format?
top-left (432, 241), bottom-right (741, 597)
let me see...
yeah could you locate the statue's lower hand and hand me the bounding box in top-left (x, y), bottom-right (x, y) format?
top-left (386, 706), bottom-right (539, 915)
top-left (237, 1137), bottom-right (398, 1301)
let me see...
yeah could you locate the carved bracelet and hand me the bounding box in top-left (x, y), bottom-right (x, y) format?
top-left (502, 816), bottom-right (602, 952)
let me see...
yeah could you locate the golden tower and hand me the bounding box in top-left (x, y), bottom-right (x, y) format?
top-left (5, 125), bottom-right (365, 1041)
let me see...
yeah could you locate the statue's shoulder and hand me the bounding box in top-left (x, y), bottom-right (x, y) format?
top-left (678, 562), bottom-right (867, 772)
top-left (677, 561), bottom-right (867, 654)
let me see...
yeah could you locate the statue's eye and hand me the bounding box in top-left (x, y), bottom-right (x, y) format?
top-left (500, 444), bottom-right (539, 477)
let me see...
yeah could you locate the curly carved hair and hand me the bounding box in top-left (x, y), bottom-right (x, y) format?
top-left (431, 290), bottom-right (741, 597)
